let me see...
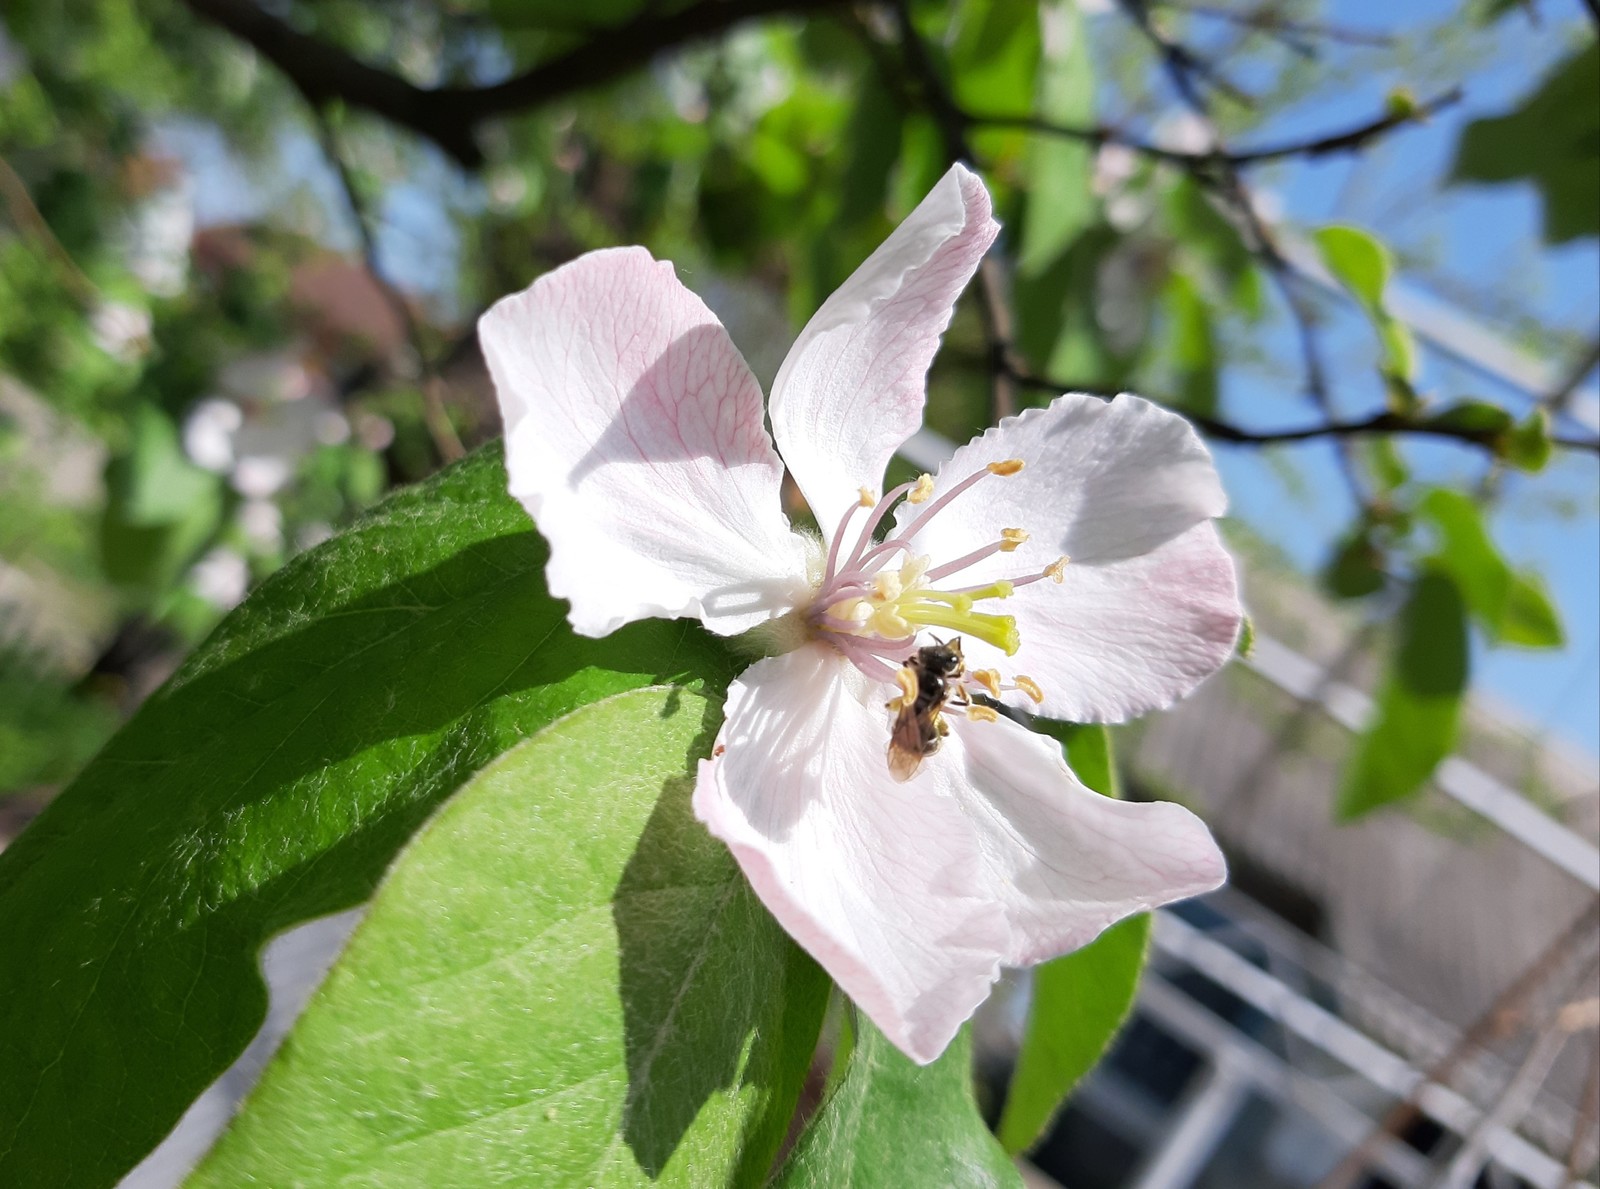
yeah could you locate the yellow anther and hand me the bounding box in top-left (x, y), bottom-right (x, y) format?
top-left (872, 571), bottom-right (903, 602)
top-left (966, 705), bottom-right (1001, 723)
top-left (999, 528), bottom-right (1029, 552)
top-left (908, 473), bottom-right (935, 503)
top-left (858, 486), bottom-right (875, 507)
top-left (1014, 675), bottom-right (1044, 704)
top-left (987, 459), bottom-right (1025, 476)
top-left (972, 669), bottom-right (1002, 697)
top-left (893, 666), bottom-right (918, 705)
top-left (1044, 556), bottom-right (1069, 583)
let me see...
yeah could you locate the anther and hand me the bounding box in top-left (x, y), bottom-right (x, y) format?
top-left (966, 705), bottom-right (1001, 723)
top-left (999, 528), bottom-right (1029, 552)
top-left (971, 669), bottom-right (1002, 697)
top-left (986, 459), bottom-right (1025, 476)
top-left (1014, 675), bottom-right (1044, 703)
top-left (908, 474), bottom-right (935, 503)
top-left (1044, 556), bottom-right (1069, 583)
top-left (858, 486), bottom-right (875, 507)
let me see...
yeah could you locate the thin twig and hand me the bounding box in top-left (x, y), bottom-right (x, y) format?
top-left (969, 89), bottom-right (1461, 168)
top-left (314, 112), bottom-right (464, 464)
top-left (1565, 1038), bottom-right (1600, 1189)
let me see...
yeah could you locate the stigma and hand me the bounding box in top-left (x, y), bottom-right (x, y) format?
top-left (806, 458), bottom-right (1065, 686)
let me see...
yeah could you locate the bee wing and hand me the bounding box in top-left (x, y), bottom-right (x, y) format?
top-left (886, 708), bottom-right (927, 783)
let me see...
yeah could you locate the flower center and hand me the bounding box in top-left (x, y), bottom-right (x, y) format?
top-left (805, 459), bottom-right (1065, 697)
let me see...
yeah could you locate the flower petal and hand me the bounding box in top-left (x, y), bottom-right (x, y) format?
top-left (948, 712), bottom-right (1226, 965)
top-left (899, 393), bottom-right (1228, 568)
top-left (955, 522), bottom-right (1240, 723)
top-left (769, 164), bottom-right (999, 541)
top-left (899, 393), bottom-right (1240, 720)
top-left (480, 247), bottom-right (811, 638)
top-left (694, 644), bottom-right (1010, 1064)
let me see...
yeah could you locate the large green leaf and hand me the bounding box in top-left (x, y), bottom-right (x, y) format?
top-left (1337, 568), bottom-right (1469, 820)
top-left (996, 723), bottom-right (1150, 1155)
top-left (1450, 44), bottom-right (1599, 245)
top-left (775, 1021), bottom-right (1021, 1189)
top-left (0, 444), bottom-right (739, 1188)
top-left (191, 687), bottom-right (826, 1187)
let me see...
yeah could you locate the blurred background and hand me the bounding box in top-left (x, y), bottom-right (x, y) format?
top-left (1, 0), bottom-right (1596, 1185)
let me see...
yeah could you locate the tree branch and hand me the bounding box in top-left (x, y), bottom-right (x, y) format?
top-left (1002, 366), bottom-right (1600, 453)
top-left (969, 89), bottom-right (1461, 169)
top-left (182, 0), bottom-right (846, 168)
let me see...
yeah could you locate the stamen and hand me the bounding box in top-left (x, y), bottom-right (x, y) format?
top-left (857, 487), bottom-right (875, 506)
top-left (907, 474), bottom-right (935, 503)
top-left (1014, 675), bottom-right (1044, 703)
top-left (987, 459), bottom-right (1025, 476)
top-left (1045, 556), bottom-right (1069, 582)
top-left (840, 478), bottom-right (919, 574)
top-left (999, 528), bottom-right (1028, 552)
top-left (925, 540), bottom-right (1015, 584)
top-left (971, 669), bottom-right (1002, 697)
top-left (965, 704), bottom-right (1001, 723)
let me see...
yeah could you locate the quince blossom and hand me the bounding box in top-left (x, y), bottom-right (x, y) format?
top-left (480, 164), bottom-right (1239, 1063)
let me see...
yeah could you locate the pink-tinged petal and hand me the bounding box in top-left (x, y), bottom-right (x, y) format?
top-left (694, 644), bottom-right (1010, 1064)
top-left (769, 164), bottom-right (999, 541)
top-left (480, 247), bottom-right (811, 638)
top-left (948, 712), bottom-right (1226, 965)
top-left (899, 393), bottom-right (1228, 570)
top-left (957, 522), bottom-right (1241, 723)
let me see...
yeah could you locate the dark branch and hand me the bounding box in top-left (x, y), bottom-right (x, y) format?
top-left (968, 89), bottom-right (1461, 169)
top-left (1002, 367), bottom-right (1600, 453)
top-left (182, 0), bottom-right (845, 168)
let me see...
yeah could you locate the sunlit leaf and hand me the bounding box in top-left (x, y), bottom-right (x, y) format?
top-left (1313, 225), bottom-right (1416, 380)
top-left (0, 445), bottom-right (739, 1188)
top-left (192, 687), bottom-right (826, 1187)
top-left (1419, 488), bottom-right (1563, 648)
top-left (775, 1022), bottom-right (1020, 1189)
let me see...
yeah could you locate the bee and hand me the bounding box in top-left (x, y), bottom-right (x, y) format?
top-left (886, 639), bottom-right (966, 782)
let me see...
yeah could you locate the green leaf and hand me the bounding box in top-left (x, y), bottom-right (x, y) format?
top-left (1322, 528), bottom-right (1387, 599)
top-left (995, 725), bottom-right (1148, 1155)
top-left (1313, 225), bottom-right (1390, 313)
top-left (1016, 0), bottom-right (1095, 277)
top-left (1313, 225), bottom-right (1416, 381)
top-left (950, 0), bottom-right (1042, 116)
top-left (997, 915), bottom-right (1150, 1155)
top-left (1450, 44), bottom-right (1600, 244)
top-left (1498, 572), bottom-right (1564, 649)
top-left (192, 687), bottom-right (826, 1187)
top-left (1504, 410), bottom-right (1553, 473)
top-left (775, 1021), bottom-right (1021, 1189)
top-left (0, 444), bottom-right (741, 1189)
top-left (1419, 488), bottom-right (1564, 648)
top-left (1337, 569), bottom-right (1468, 820)
top-left (1420, 399), bottom-right (1513, 437)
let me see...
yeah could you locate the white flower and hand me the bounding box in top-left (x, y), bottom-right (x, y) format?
top-left (480, 164), bottom-right (1240, 1063)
